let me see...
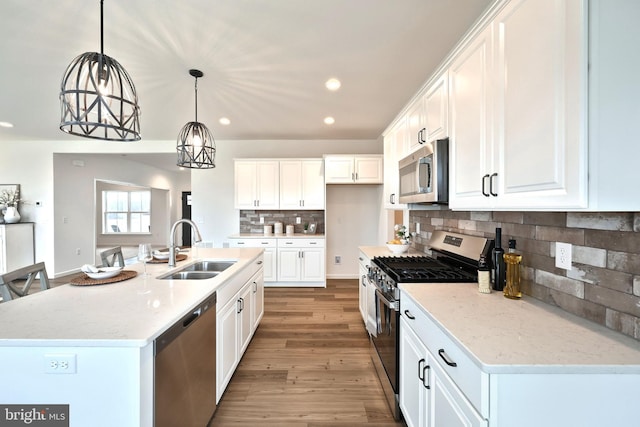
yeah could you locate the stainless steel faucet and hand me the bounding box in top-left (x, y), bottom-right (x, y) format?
top-left (169, 219), bottom-right (203, 267)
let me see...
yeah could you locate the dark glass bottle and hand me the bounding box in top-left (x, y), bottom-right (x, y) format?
top-left (492, 228), bottom-right (505, 291)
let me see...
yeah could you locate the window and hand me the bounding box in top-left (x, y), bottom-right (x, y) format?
top-left (103, 190), bottom-right (151, 233)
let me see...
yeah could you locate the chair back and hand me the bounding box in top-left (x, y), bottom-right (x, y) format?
top-left (100, 246), bottom-right (125, 267)
top-left (0, 262), bottom-right (51, 302)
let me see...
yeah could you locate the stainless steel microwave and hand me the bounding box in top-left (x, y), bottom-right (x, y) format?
top-left (398, 138), bottom-right (449, 204)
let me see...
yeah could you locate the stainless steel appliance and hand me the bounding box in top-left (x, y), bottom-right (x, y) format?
top-left (155, 293), bottom-right (217, 427)
top-left (398, 138), bottom-right (449, 204)
top-left (369, 231), bottom-right (491, 420)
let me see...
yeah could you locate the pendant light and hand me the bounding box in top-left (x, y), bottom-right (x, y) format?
top-left (59, 0), bottom-right (141, 141)
top-left (176, 69), bottom-right (216, 169)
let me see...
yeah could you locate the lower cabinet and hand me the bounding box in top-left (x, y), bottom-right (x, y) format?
top-left (228, 238), bottom-right (277, 282)
top-left (400, 292), bottom-right (488, 427)
top-left (217, 260), bottom-right (264, 402)
top-left (357, 250), bottom-right (376, 335)
top-left (276, 238), bottom-right (325, 286)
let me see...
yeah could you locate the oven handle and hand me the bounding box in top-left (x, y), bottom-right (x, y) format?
top-left (375, 288), bottom-right (398, 311)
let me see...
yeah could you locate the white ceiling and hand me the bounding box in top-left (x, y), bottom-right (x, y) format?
top-left (0, 0), bottom-right (492, 145)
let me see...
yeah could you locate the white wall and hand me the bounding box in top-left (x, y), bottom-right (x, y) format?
top-left (325, 184), bottom-right (383, 278)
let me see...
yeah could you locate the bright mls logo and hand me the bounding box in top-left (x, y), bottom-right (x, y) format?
top-left (0, 406), bottom-right (68, 426)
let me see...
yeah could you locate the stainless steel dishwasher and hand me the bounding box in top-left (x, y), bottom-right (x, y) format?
top-left (154, 293), bottom-right (217, 427)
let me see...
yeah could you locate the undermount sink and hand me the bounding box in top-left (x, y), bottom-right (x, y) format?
top-left (183, 261), bottom-right (236, 272)
top-left (158, 260), bottom-right (236, 280)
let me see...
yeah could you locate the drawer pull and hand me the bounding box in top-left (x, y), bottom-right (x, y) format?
top-left (438, 349), bottom-right (457, 367)
top-left (404, 309), bottom-right (415, 320)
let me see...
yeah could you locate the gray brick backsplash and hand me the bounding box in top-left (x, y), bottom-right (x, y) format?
top-left (567, 212), bottom-right (634, 231)
top-left (239, 210), bottom-right (325, 234)
top-left (409, 209), bottom-right (640, 341)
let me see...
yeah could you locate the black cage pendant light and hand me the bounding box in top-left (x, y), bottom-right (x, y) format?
top-left (176, 69), bottom-right (216, 169)
top-left (59, 0), bottom-right (141, 141)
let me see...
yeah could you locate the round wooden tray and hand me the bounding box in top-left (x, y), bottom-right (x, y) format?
top-left (69, 270), bottom-right (138, 286)
top-left (148, 254), bottom-right (187, 264)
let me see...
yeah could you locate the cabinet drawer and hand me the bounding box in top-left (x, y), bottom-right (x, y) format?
top-left (228, 238), bottom-right (277, 248)
top-left (401, 291), bottom-right (488, 418)
top-left (277, 238), bottom-right (325, 248)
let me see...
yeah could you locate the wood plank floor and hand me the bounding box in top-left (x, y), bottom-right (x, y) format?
top-left (210, 279), bottom-right (404, 427)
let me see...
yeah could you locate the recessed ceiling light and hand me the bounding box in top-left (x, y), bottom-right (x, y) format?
top-left (325, 78), bottom-right (341, 91)
top-left (0, 121), bottom-right (14, 128)
top-left (219, 117), bottom-right (231, 126)
top-left (324, 117), bottom-right (335, 125)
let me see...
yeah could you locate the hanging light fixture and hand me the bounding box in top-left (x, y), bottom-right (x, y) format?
top-left (59, 0), bottom-right (141, 141)
top-left (176, 69), bottom-right (216, 169)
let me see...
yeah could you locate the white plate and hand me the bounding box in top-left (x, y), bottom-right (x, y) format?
top-left (86, 266), bottom-right (123, 280)
top-left (153, 250), bottom-right (170, 260)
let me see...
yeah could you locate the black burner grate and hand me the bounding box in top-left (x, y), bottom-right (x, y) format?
top-left (373, 256), bottom-right (477, 283)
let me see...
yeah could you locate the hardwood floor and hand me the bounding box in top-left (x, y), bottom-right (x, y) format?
top-left (210, 279), bottom-right (404, 427)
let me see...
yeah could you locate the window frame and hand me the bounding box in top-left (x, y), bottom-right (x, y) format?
top-left (102, 189), bottom-right (151, 234)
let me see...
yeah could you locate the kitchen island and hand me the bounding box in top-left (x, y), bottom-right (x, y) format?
top-left (0, 247), bottom-right (264, 427)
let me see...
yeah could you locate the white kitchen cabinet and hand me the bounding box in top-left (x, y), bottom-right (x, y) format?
top-left (449, 0), bottom-right (587, 210)
top-left (324, 155), bottom-right (383, 184)
top-left (0, 223), bottom-right (35, 274)
top-left (228, 238), bottom-right (277, 282)
top-left (276, 238), bottom-right (325, 286)
top-left (400, 295), bottom-right (488, 427)
top-left (357, 250), bottom-right (377, 335)
top-left (217, 258), bottom-right (264, 402)
top-left (234, 160), bottom-right (279, 209)
top-left (383, 118), bottom-right (409, 209)
top-left (279, 159), bottom-right (325, 209)
top-left (406, 71), bottom-right (449, 155)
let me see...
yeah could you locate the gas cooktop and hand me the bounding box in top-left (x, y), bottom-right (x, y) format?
top-left (373, 256), bottom-right (477, 283)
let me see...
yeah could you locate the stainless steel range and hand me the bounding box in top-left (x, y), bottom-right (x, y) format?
top-left (369, 230), bottom-right (492, 420)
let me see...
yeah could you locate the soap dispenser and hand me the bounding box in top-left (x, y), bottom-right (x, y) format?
top-left (503, 238), bottom-right (522, 299)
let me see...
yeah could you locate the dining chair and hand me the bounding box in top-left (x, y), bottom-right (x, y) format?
top-left (0, 262), bottom-right (51, 302)
top-left (100, 246), bottom-right (125, 267)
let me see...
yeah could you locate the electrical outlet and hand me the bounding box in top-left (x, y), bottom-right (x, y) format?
top-left (259, 217), bottom-right (264, 224)
top-left (75, 248), bottom-right (81, 255)
top-left (334, 256), bottom-right (341, 265)
top-left (555, 242), bottom-right (572, 270)
top-left (44, 354), bottom-right (77, 374)
top-left (296, 217), bottom-right (301, 224)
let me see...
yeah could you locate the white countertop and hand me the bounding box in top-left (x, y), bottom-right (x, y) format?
top-left (0, 248), bottom-right (262, 348)
top-left (401, 282), bottom-right (640, 374)
top-left (229, 233), bottom-right (324, 239)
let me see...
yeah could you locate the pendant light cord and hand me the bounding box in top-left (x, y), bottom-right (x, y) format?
top-left (194, 76), bottom-right (199, 122)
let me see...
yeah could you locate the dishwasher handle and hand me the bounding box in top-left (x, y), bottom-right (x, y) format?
top-left (155, 293), bottom-right (216, 356)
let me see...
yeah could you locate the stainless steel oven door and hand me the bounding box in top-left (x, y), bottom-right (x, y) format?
top-left (372, 288), bottom-right (399, 393)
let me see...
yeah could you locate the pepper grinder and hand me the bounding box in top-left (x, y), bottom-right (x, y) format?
top-left (492, 227), bottom-right (505, 291)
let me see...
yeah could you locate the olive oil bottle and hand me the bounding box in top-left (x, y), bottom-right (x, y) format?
top-left (503, 239), bottom-right (522, 299)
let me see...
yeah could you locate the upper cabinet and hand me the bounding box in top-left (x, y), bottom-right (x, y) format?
top-left (449, 0), bottom-right (587, 210)
top-left (383, 118), bottom-right (409, 209)
top-left (324, 155), bottom-right (383, 184)
top-left (279, 159), bottom-right (325, 209)
top-left (407, 71), bottom-right (450, 154)
top-left (234, 160), bottom-right (280, 209)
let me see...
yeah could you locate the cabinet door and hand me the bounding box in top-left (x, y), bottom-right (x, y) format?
top-left (301, 247), bottom-right (325, 282)
top-left (383, 119), bottom-right (409, 209)
top-left (277, 248), bottom-right (301, 281)
top-left (358, 263), bottom-right (367, 325)
top-left (399, 317), bottom-right (429, 427)
top-left (217, 300), bottom-right (239, 399)
top-left (251, 271), bottom-right (264, 329)
top-left (279, 160), bottom-right (303, 209)
top-left (300, 160), bottom-right (325, 209)
top-left (430, 354), bottom-right (487, 427)
top-left (238, 284), bottom-right (253, 355)
top-left (448, 25), bottom-right (494, 210)
top-left (256, 161), bottom-right (280, 209)
top-left (324, 156), bottom-right (355, 183)
top-left (263, 248), bottom-right (277, 282)
top-left (425, 72), bottom-right (448, 142)
top-left (354, 156), bottom-right (383, 183)
top-left (492, 0), bottom-right (586, 209)
top-left (234, 161), bottom-right (258, 209)
top-left (407, 96), bottom-right (426, 154)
